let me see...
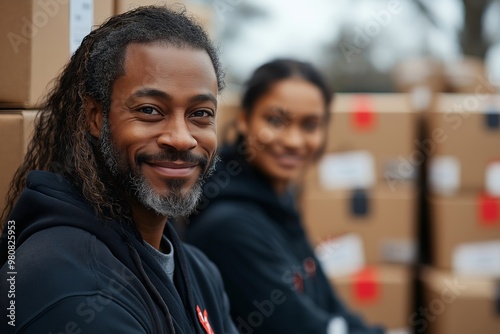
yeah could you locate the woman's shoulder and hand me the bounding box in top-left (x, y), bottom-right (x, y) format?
top-left (186, 199), bottom-right (280, 245)
top-left (193, 198), bottom-right (268, 227)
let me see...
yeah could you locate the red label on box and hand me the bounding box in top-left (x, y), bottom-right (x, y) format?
top-left (352, 95), bottom-right (375, 131)
top-left (478, 194), bottom-right (500, 226)
top-left (353, 267), bottom-right (379, 303)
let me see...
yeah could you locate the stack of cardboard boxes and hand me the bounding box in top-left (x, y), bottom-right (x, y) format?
top-left (0, 0), bottom-right (215, 215)
top-left (0, 0), bottom-right (114, 215)
top-left (300, 93), bottom-right (418, 332)
top-left (421, 93), bottom-right (500, 333)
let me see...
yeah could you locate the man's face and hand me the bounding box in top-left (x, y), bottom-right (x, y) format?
top-left (99, 43), bottom-right (218, 218)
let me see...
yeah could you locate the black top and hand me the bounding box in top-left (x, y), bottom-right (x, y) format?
top-left (0, 171), bottom-right (237, 334)
top-left (186, 145), bottom-right (385, 334)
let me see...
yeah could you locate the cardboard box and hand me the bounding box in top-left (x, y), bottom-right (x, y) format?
top-left (392, 57), bottom-right (445, 93)
top-left (330, 265), bottom-right (413, 332)
top-left (429, 192), bottom-right (500, 272)
top-left (115, 0), bottom-right (214, 37)
top-left (427, 94), bottom-right (500, 194)
top-left (301, 182), bottom-right (417, 265)
top-left (0, 111), bottom-right (38, 215)
top-left (420, 267), bottom-right (500, 334)
top-left (0, 0), bottom-right (114, 108)
top-left (444, 57), bottom-right (495, 94)
top-left (216, 90), bottom-right (241, 144)
top-left (325, 94), bottom-right (418, 184)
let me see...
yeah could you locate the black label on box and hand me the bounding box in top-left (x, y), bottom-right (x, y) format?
top-left (485, 108), bottom-right (500, 130)
top-left (351, 189), bottom-right (369, 217)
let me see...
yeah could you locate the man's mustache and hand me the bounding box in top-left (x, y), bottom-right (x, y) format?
top-left (136, 150), bottom-right (208, 170)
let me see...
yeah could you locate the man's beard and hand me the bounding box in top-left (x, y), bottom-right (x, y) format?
top-left (99, 117), bottom-right (217, 218)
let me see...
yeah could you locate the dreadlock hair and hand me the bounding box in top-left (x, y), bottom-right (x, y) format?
top-left (0, 5), bottom-right (225, 228)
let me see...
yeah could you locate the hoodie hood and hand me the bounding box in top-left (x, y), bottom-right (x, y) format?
top-left (1, 171), bottom-right (140, 267)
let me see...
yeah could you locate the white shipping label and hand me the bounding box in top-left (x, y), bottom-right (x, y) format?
top-left (429, 156), bottom-right (460, 195)
top-left (387, 329), bottom-right (410, 334)
top-left (318, 151), bottom-right (375, 190)
top-left (384, 159), bottom-right (417, 181)
top-left (315, 233), bottom-right (365, 278)
top-left (70, 0), bottom-right (93, 54)
top-left (486, 161), bottom-right (500, 197)
top-left (380, 239), bottom-right (417, 264)
top-left (452, 240), bottom-right (500, 278)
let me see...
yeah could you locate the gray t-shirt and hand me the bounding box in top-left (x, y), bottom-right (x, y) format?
top-left (144, 236), bottom-right (175, 282)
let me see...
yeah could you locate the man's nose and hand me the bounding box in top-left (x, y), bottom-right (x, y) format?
top-left (156, 114), bottom-right (197, 152)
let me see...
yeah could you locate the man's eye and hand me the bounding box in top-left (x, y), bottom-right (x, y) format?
top-left (191, 109), bottom-right (214, 118)
top-left (139, 106), bottom-right (160, 115)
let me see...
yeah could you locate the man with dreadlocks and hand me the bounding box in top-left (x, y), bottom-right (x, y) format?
top-left (0, 6), bottom-right (237, 334)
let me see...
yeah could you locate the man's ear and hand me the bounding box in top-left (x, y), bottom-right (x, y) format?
top-left (85, 97), bottom-right (104, 139)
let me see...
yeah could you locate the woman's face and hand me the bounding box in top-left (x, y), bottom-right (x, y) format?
top-left (239, 78), bottom-right (327, 193)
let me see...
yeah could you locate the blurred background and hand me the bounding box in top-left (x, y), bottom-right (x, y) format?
top-left (1, 1), bottom-right (499, 333)
top-left (211, 0), bottom-right (500, 93)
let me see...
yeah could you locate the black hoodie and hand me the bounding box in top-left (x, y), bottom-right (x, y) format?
top-left (185, 145), bottom-right (385, 334)
top-left (0, 171), bottom-right (237, 333)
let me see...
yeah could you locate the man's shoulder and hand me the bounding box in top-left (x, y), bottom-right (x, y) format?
top-left (5, 226), bottom-right (106, 292)
top-left (3, 225), bottom-right (142, 305)
top-left (0, 224), bottom-right (151, 332)
top-left (1, 227), bottom-right (109, 328)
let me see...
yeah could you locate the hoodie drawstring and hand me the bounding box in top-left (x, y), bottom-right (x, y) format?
top-left (122, 233), bottom-right (176, 333)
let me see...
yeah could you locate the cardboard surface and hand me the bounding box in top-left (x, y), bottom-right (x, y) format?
top-left (326, 93), bottom-right (418, 184)
top-left (0, 0), bottom-right (114, 108)
top-left (429, 192), bottom-right (500, 270)
top-left (0, 110), bottom-right (38, 216)
top-left (216, 90), bottom-right (241, 144)
top-left (427, 94), bottom-right (500, 193)
top-left (301, 182), bottom-right (417, 265)
top-left (392, 57), bottom-right (445, 93)
top-left (330, 265), bottom-right (412, 331)
top-left (444, 57), bottom-right (495, 94)
top-left (421, 267), bottom-right (500, 334)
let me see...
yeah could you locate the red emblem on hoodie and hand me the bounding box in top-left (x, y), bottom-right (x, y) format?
top-left (196, 305), bottom-right (214, 334)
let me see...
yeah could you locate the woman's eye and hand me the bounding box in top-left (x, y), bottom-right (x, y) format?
top-left (267, 115), bottom-right (286, 127)
top-left (302, 120), bottom-right (320, 132)
top-left (139, 106), bottom-right (160, 115)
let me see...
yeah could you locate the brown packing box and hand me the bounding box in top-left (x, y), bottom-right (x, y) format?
top-left (392, 57), bottom-right (445, 93)
top-left (444, 57), bottom-right (495, 94)
top-left (216, 90), bottom-right (241, 144)
top-left (330, 265), bottom-right (412, 331)
top-left (0, 111), bottom-right (38, 215)
top-left (115, 0), bottom-right (214, 37)
top-left (326, 93), bottom-right (418, 184)
top-left (429, 192), bottom-right (500, 270)
top-left (427, 94), bottom-right (500, 193)
top-left (301, 182), bottom-right (417, 265)
top-left (0, 0), bottom-right (114, 108)
top-left (421, 267), bottom-right (500, 334)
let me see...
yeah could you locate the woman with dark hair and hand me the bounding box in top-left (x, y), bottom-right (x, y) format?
top-left (185, 59), bottom-right (385, 334)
